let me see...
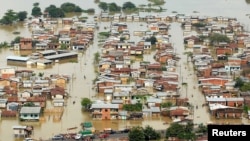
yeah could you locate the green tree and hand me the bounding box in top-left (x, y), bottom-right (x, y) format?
top-left (32, 6), bottom-right (42, 17)
top-left (0, 9), bottom-right (18, 25)
top-left (145, 36), bottom-right (157, 45)
top-left (196, 123), bottom-right (207, 134)
top-left (240, 82), bottom-right (250, 92)
top-left (109, 3), bottom-right (121, 12)
top-left (49, 8), bottom-right (65, 18)
top-left (17, 11), bottom-right (28, 21)
top-left (98, 2), bottom-right (108, 11)
top-left (81, 98), bottom-right (92, 109)
top-left (86, 8), bottom-right (95, 14)
top-left (94, 52), bottom-right (100, 64)
top-left (23, 102), bottom-right (35, 107)
top-left (74, 6), bottom-right (83, 12)
top-left (60, 43), bottom-right (67, 50)
top-left (44, 5), bottom-right (57, 13)
top-left (209, 33), bottom-right (230, 45)
top-left (122, 2), bottom-right (136, 10)
top-left (129, 126), bottom-right (145, 141)
top-left (99, 32), bottom-right (110, 38)
top-left (166, 122), bottom-right (196, 141)
top-left (61, 2), bottom-right (76, 12)
top-left (11, 36), bottom-right (21, 45)
top-left (161, 102), bottom-right (173, 108)
top-left (122, 103), bottom-right (142, 111)
top-left (120, 37), bottom-right (126, 42)
top-left (38, 72), bottom-right (44, 77)
top-left (143, 125), bottom-right (161, 140)
top-left (44, 5), bottom-right (65, 18)
top-left (235, 77), bottom-right (244, 88)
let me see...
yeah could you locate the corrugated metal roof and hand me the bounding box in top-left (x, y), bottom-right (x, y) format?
top-left (44, 52), bottom-right (77, 60)
top-left (39, 50), bottom-right (56, 54)
top-left (20, 107), bottom-right (41, 114)
top-left (90, 103), bottom-right (119, 109)
top-left (7, 56), bottom-right (29, 61)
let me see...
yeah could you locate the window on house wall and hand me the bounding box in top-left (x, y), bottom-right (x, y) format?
top-left (105, 109), bottom-right (108, 112)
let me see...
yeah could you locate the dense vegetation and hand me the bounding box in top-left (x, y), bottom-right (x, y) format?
top-left (0, 9), bottom-right (27, 25)
top-left (0, 1), bottom-right (166, 25)
top-left (122, 103), bottom-right (142, 111)
top-left (128, 125), bottom-right (161, 141)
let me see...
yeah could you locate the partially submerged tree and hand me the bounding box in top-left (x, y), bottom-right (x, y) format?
top-left (98, 2), bottom-right (108, 11)
top-left (17, 11), bottom-right (28, 21)
top-left (0, 9), bottom-right (18, 25)
top-left (81, 98), bottom-right (92, 109)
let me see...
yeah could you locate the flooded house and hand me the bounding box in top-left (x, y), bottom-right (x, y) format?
top-left (208, 103), bottom-right (243, 118)
top-left (19, 106), bottom-right (41, 121)
top-left (12, 125), bottom-right (34, 138)
top-left (169, 106), bottom-right (190, 120)
top-left (19, 38), bottom-right (33, 50)
top-left (6, 56), bottom-right (30, 66)
top-left (90, 102), bottom-right (120, 120)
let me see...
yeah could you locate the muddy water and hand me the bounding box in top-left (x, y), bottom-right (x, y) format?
top-left (1, 0), bottom-right (250, 140)
top-left (0, 21), bottom-right (171, 141)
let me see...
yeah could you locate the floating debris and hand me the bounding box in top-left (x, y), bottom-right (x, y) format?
top-left (12, 31), bottom-right (20, 34)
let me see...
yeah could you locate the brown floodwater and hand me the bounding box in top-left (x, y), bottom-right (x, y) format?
top-left (0, 21), bottom-right (172, 141)
top-left (1, 0), bottom-right (250, 140)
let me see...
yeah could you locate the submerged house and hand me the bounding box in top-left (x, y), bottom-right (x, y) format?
top-left (19, 107), bottom-right (41, 121)
top-left (12, 125), bottom-right (34, 138)
top-left (90, 102), bottom-right (119, 120)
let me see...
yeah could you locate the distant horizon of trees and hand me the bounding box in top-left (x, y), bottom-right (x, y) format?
top-left (0, 1), bottom-right (165, 25)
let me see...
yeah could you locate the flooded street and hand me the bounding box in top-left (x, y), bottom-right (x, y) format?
top-left (0, 20), bottom-right (171, 141)
top-left (1, 0), bottom-right (250, 141)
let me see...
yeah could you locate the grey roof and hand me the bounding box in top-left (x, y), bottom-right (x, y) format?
top-left (111, 99), bottom-right (123, 104)
top-left (0, 99), bottom-right (7, 103)
top-left (119, 111), bottom-right (127, 116)
top-left (206, 97), bottom-right (226, 102)
top-left (147, 98), bottom-right (162, 103)
top-left (53, 99), bottom-right (65, 103)
top-left (90, 103), bottom-right (119, 109)
top-left (104, 89), bottom-right (113, 93)
top-left (44, 52), bottom-right (78, 60)
top-left (36, 59), bottom-right (53, 64)
top-left (12, 126), bottom-right (27, 129)
top-left (7, 56), bottom-right (30, 61)
top-left (156, 92), bottom-right (168, 97)
top-left (113, 91), bottom-right (129, 97)
top-left (142, 107), bottom-right (161, 113)
top-left (39, 50), bottom-right (57, 55)
top-left (20, 107), bottom-right (41, 114)
top-left (225, 97), bottom-right (244, 101)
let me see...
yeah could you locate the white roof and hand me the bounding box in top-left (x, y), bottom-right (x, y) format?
top-left (209, 103), bottom-right (231, 110)
top-left (20, 107), bottom-right (41, 114)
top-left (90, 103), bottom-right (119, 109)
